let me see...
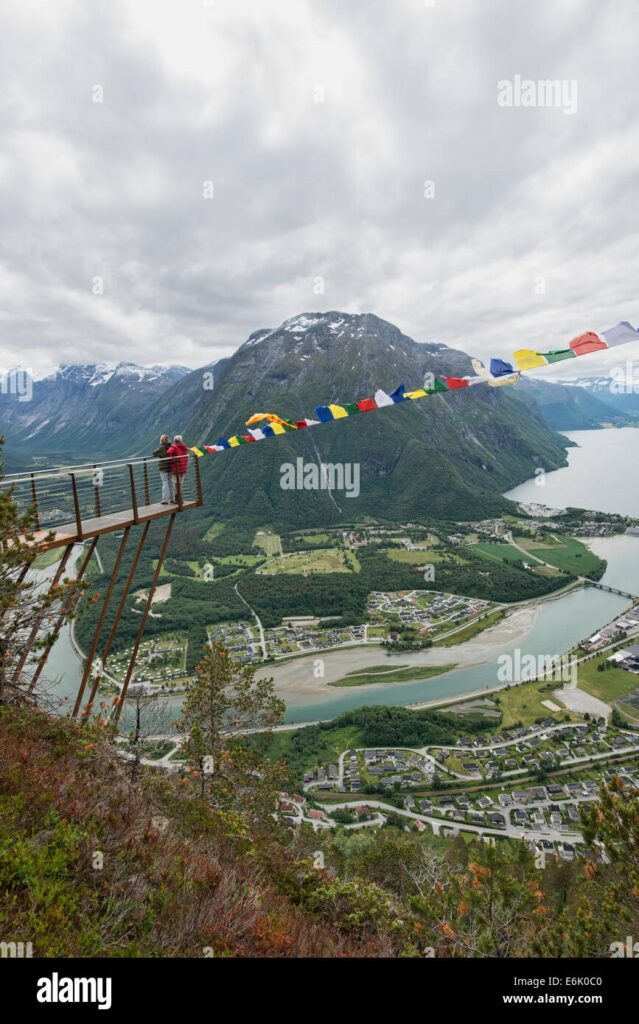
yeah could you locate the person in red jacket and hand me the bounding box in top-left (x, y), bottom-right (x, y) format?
top-left (166, 434), bottom-right (189, 500)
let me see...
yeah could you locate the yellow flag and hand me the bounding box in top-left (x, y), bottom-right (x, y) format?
top-left (328, 404), bottom-right (349, 419)
top-left (513, 349), bottom-right (548, 371)
top-left (189, 446), bottom-right (204, 457)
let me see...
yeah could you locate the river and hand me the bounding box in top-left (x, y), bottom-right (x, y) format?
top-left (41, 428), bottom-right (639, 727)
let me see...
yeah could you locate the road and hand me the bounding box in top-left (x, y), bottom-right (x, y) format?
top-left (234, 581), bottom-right (267, 660)
top-left (314, 798), bottom-right (584, 844)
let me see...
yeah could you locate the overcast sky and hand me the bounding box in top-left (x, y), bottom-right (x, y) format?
top-left (1, 0), bottom-right (638, 380)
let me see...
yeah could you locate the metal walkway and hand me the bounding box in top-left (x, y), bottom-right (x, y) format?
top-left (2, 453), bottom-right (203, 722)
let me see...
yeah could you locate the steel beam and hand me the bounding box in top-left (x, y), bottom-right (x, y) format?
top-left (82, 521), bottom-right (151, 720)
top-left (71, 526), bottom-right (131, 718)
top-left (112, 514), bottom-right (176, 724)
top-left (11, 542), bottom-right (74, 685)
top-left (27, 537), bottom-right (98, 694)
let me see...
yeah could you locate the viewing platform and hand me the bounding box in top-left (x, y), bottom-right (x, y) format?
top-left (1, 454), bottom-right (203, 550)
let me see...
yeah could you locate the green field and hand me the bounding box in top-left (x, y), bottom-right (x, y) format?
top-left (267, 724), bottom-right (362, 773)
top-left (32, 548), bottom-right (63, 569)
top-left (203, 522), bottom-right (225, 541)
top-left (387, 548), bottom-right (447, 564)
top-left (257, 547), bottom-right (351, 575)
top-left (215, 553), bottom-right (264, 566)
top-left (330, 663), bottom-right (456, 687)
top-left (576, 655), bottom-right (639, 703)
top-left (515, 535), bottom-right (604, 576)
top-left (433, 608), bottom-right (505, 647)
top-left (295, 532), bottom-right (332, 544)
top-left (253, 530), bottom-right (282, 557)
top-left (491, 681), bottom-right (576, 727)
top-left (472, 543), bottom-right (526, 565)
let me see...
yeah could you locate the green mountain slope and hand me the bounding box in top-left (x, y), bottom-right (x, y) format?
top-left (180, 312), bottom-right (569, 529)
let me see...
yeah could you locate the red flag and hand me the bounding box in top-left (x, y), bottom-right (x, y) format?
top-left (356, 397), bottom-right (377, 412)
top-left (568, 331), bottom-right (607, 356)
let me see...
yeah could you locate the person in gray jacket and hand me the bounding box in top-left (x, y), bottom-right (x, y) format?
top-left (153, 434), bottom-right (175, 504)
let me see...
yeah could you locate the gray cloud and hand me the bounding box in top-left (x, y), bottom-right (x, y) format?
top-left (1, 0), bottom-right (638, 381)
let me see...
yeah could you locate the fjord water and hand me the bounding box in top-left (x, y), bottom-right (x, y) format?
top-left (280, 428), bottom-right (639, 723)
top-left (504, 427), bottom-right (639, 517)
top-left (42, 429), bottom-right (639, 727)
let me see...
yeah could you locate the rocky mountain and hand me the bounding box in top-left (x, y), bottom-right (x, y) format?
top-left (1, 312), bottom-right (586, 524)
top-left (0, 362), bottom-right (190, 468)
top-left (169, 312), bottom-right (572, 527)
top-left (557, 375), bottom-right (639, 419)
top-left (517, 376), bottom-right (631, 430)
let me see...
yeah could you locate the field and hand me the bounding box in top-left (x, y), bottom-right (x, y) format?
top-left (267, 724), bottom-right (363, 774)
top-left (492, 681), bottom-right (576, 727)
top-left (514, 534), bottom-right (604, 576)
top-left (472, 543), bottom-right (526, 565)
top-left (330, 662), bottom-right (456, 688)
top-left (32, 548), bottom-right (63, 569)
top-left (576, 655), bottom-right (639, 703)
top-left (202, 522), bottom-right (225, 541)
top-left (294, 531), bottom-right (332, 544)
top-left (214, 553), bottom-right (264, 566)
top-left (387, 548), bottom-right (447, 565)
top-left (433, 608), bottom-right (505, 647)
top-left (253, 529), bottom-right (283, 557)
top-left (257, 547), bottom-right (351, 575)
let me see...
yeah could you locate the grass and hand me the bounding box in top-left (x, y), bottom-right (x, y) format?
top-left (32, 548), bottom-right (63, 569)
top-left (202, 522), bottom-right (225, 541)
top-left (387, 548), bottom-right (447, 564)
top-left (330, 663), bottom-right (456, 688)
top-left (215, 553), bottom-right (264, 566)
top-left (267, 724), bottom-right (362, 772)
top-left (514, 535), bottom-right (604, 577)
top-left (433, 609), bottom-right (505, 647)
top-left (492, 681), bottom-right (576, 728)
top-left (257, 548), bottom-right (351, 575)
top-left (472, 543), bottom-right (526, 565)
top-left (576, 655), bottom-right (639, 703)
top-left (253, 530), bottom-right (282, 557)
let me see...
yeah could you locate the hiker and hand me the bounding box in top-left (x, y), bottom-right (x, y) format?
top-left (153, 434), bottom-right (175, 504)
top-left (166, 434), bottom-right (189, 501)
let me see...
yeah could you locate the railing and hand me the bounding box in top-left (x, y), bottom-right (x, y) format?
top-left (0, 453), bottom-right (203, 540)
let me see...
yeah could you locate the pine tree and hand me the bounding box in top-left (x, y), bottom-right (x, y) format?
top-left (178, 642), bottom-right (285, 813)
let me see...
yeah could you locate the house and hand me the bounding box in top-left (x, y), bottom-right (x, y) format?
top-left (546, 784), bottom-right (565, 797)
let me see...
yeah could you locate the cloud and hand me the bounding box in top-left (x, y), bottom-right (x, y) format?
top-left (0, 0), bottom-right (638, 379)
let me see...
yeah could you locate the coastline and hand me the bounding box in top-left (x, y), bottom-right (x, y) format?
top-left (262, 601), bottom-right (542, 699)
